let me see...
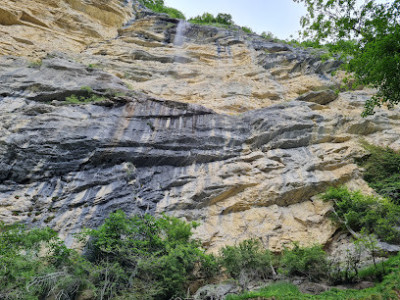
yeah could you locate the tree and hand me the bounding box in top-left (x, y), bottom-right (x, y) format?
top-left (139, 0), bottom-right (164, 9)
top-left (294, 0), bottom-right (400, 116)
top-left (216, 13), bottom-right (233, 25)
top-left (189, 12), bottom-right (234, 26)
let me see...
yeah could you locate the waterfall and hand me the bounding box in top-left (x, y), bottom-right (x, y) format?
top-left (173, 20), bottom-right (189, 47)
top-left (122, 0), bottom-right (135, 29)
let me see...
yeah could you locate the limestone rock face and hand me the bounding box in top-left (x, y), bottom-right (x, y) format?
top-left (0, 0), bottom-right (133, 57)
top-left (1, 0), bottom-right (399, 252)
top-left (81, 15), bottom-right (339, 114)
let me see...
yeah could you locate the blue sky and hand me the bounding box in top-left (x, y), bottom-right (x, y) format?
top-left (163, 0), bottom-right (392, 40)
top-left (164, 0), bottom-right (307, 39)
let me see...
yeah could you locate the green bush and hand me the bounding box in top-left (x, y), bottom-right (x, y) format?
top-left (189, 12), bottom-right (234, 27)
top-left (0, 212), bottom-right (218, 300)
top-left (220, 239), bottom-right (273, 281)
top-left (65, 87), bottom-right (105, 104)
top-left (279, 242), bottom-right (329, 282)
top-left (0, 222), bottom-right (86, 300)
top-left (241, 26), bottom-right (254, 34)
top-left (138, 0), bottom-right (164, 9)
top-left (357, 142), bottom-right (400, 204)
top-left (322, 187), bottom-right (400, 243)
top-left (79, 211), bottom-right (218, 299)
top-left (151, 6), bottom-right (185, 19)
top-left (228, 252), bottom-right (400, 299)
top-left (139, 0), bottom-right (185, 19)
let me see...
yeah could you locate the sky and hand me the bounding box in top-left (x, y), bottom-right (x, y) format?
top-left (163, 0), bottom-right (308, 40)
top-left (163, 0), bottom-right (392, 40)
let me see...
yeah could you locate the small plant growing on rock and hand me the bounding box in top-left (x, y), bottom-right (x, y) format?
top-left (241, 26), bottom-right (254, 34)
top-left (65, 86), bottom-right (105, 104)
top-left (28, 59), bottom-right (42, 68)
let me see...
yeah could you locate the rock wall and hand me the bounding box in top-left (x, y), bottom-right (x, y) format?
top-left (0, 0), bottom-right (133, 56)
top-left (1, 0), bottom-right (399, 252)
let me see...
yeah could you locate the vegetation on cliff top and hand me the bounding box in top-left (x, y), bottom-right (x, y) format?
top-left (140, 0), bottom-right (400, 116)
top-left (188, 12), bottom-right (234, 27)
top-left (139, 0), bottom-right (185, 19)
top-left (294, 0), bottom-right (400, 116)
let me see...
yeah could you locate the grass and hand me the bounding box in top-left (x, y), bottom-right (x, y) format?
top-left (65, 94), bottom-right (105, 104)
top-left (28, 60), bottom-right (42, 68)
top-left (64, 86), bottom-right (106, 104)
top-left (152, 6), bottom-right (185, 19)
top-left (226, 282), bottom-right (309, 300)
top-left (228, 253), bottom-right (400, 300)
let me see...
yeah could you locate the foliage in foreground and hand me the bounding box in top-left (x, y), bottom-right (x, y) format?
top-left (357, 142), bottom-right (400, 205)
top-left (279, 242), bottom-right (328, 281)
top-left (322, 186), bottom-right (400, 244)
top-left (0, 212), bottom-right (217, 300)
top-left (2, 186), bottom-right (400, 299)
top-left (227, 252), bottom-right (400, 300)
top-left (220, 239), bottom-right (274, 290)
top-left (293, 0), bottom-right (400, 115)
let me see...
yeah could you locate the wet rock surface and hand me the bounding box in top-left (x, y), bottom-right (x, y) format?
top-left (1, 0), bottom-right (400, 253)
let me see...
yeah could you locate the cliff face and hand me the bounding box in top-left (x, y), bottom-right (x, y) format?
top-left (0, 0), bottom-right (133, 56)
top-left (1, 0), bottom-right (399, 252)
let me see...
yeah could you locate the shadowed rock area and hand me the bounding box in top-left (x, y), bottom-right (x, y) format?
top-left (1, 0), bottom-right (400, 253)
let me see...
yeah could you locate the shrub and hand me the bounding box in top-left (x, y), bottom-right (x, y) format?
top-left (220, 239), bottom-right (273, 290)
top-left (241, 26), bottom-right (254, 34)
top-left (357, 142), bottom-right (400, 204)
top-left (139, 0), bottom-right (185, 19)
top-left (215, 13), bottom-right (233, 25)
top-left (0, 223), bottom-right (84, 300)
top-left (279, 242), bottom-right (328, 282)
top-left (322, 187), bottom-right (400, 243)
top-left (261, 31), bottom-right (276, 41)
top-left (65, 87), bottom-right (105, 104)
top-left (0, 212), bottom-right (218, 300)
top-left (228, 251), bottom-right (400, 299)
top-left (189, 12), bottom-right (234, 27)
top-left (79, 211), bottom-right (217, 299)
top-left (151, 6), bottom-right (185, 19)
top-left (139, 0), bottom-right (164, 9)
top-left (28, 59), bottom-right (43, 68)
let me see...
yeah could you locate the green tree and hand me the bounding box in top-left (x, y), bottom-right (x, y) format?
top-left (79, 211), bottom-right (218, 299)
top-left (220, 239), bottom-right (273, 291)
top-left (294, 0), bottom-right (400, 116)
top-left (357, 141), bottom-right (400, 204)
top-left (189, 12), bottom-right (234, 26)
top-left (322, 186), bottom-right (400, 243)
top-left (216, 13), bottom-right (233, 25)
top-left (279, 242), bottom-right (329, 282)
top-left (139, 0), bottom-right (164, 9)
